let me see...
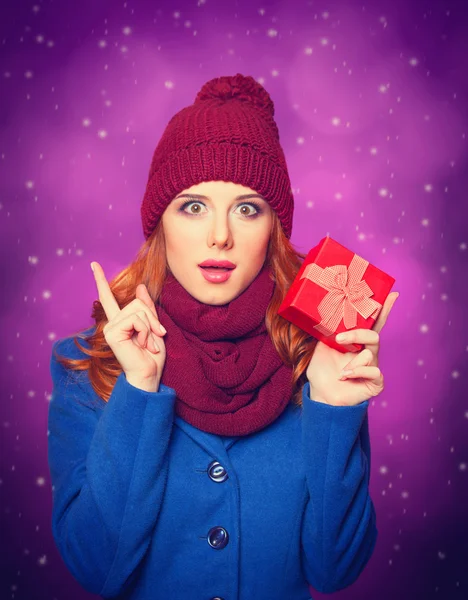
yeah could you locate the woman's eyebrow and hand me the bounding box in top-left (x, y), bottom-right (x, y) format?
top-left (174, 193), bottom-right (266, 201)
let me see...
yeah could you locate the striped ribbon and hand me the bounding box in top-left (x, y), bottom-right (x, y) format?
top-left (299, 253), bottom-right (382, 337)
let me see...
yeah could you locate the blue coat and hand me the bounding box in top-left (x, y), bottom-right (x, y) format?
top-left (47, 330), bottom-right (377, 600)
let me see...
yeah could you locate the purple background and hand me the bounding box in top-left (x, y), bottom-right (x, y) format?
top-left (1, 0), bottom-right (467, 598)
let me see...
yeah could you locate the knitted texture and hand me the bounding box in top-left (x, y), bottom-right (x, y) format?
top-left (141, 73), bottom-right (294, 239)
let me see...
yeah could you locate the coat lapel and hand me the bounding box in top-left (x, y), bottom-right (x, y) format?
top-left (173, 402), bottom-right (300, 457)
top-left (173, 415), bottom-right (241, 457)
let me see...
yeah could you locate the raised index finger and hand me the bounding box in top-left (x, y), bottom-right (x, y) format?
top-left (91, 262), bottom-right (121, 322)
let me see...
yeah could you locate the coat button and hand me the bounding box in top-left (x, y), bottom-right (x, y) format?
top-left (211, 597), bottom-right (224, 600)
top-left (208, 460), bottom-right (229, 483)
top-left (207, 526), bottom-right (229, 549)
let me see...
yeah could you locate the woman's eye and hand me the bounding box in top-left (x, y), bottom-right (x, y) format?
top-left (238, 204), bottom-right (257, 216)
top-left (185, 202), bottom-right (204, 214)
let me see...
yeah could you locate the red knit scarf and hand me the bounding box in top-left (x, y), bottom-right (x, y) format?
top-left (157, 264), bottom-right (294, 436)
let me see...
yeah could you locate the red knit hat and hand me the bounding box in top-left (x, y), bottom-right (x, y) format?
top-left (140, 73), bottom-right (294, 240)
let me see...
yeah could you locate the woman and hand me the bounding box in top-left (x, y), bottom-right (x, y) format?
top-left (48, 73), bottom-right (397, 600)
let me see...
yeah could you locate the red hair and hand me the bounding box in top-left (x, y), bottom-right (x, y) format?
top-left (53, 212), bottom-right (317, 407)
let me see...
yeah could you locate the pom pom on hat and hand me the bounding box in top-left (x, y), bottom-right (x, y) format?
top-left (195, 73), bottom-right (275, 120)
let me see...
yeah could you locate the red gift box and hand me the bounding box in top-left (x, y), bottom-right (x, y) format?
top-left (278, 235), bottom-right (396, 353)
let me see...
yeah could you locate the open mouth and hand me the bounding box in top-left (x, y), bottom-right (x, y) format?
top-left (200, 266), bottom-right (232, 271)
top-left (198, 265), bottom-right (235, 282)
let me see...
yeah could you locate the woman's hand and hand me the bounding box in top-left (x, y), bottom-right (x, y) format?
top-left (91, 261), bottom-right (167, 391)
top-left (306, 292), bottom-right (399, 406)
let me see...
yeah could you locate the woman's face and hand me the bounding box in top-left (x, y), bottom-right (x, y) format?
top-left (161, 180), bottom-right (273, 305)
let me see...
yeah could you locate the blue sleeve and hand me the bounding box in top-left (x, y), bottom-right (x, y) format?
top-left (300, 381), bottom-right (378, 594)
top-left (47, 340), bottom-right (176, 598)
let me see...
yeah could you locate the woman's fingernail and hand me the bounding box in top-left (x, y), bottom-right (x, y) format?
top-left (159, 323), bottom-right (167, 334)
top-left (152, 334), bottom-right (161, 352)
top-left (336, 333), bottom-right (347, 342)
top-left (339, 369), bottom-right (354, 379)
